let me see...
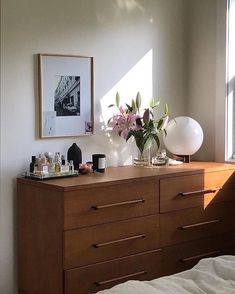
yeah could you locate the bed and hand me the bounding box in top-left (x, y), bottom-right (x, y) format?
top-left (96, 255), bottom-right (235, 294)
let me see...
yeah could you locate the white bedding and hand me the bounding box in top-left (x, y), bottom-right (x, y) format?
top-left (96, 255), bottom-right (235, 294)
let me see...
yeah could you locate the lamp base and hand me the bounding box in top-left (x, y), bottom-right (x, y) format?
top-left (174, 154), bottom-right (191, 163)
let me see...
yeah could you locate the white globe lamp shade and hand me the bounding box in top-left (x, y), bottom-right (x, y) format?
top-left (163, 116), bottom-right (203, 162)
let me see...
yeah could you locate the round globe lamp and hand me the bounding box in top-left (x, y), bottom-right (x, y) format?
top-left (163, 116), bottom-right (204, 162)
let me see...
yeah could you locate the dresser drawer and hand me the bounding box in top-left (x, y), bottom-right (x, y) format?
top-left (160, 202), bottom-right (235, 246)
top-left (160, 170), bottom-right (235, 212)
top-left (64, 215), bottom-right (159, 269)
top-left (64, 179), bottom-right (158, 229)
top-left (162, 232), bottom-right (235, 276)
top-left (64, 249), bottom-right (162, 294)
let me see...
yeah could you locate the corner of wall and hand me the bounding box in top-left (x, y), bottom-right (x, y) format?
top-left (215, 0), bottom-right (227, 162)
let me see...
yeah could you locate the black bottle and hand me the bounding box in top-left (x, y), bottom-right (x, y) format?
top-left (29, 156), bottom-right (36, 173)
top-left (67, 143), bottom-right (82, 170)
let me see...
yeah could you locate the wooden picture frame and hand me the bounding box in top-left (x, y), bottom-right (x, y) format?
top-left (38, 54), bottom-right (94, 138)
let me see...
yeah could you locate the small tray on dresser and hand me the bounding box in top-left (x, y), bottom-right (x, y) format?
top-left (23, 171), bottom-right (79, 180)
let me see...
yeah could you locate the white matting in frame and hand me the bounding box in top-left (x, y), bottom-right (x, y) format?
top-left (39, 54), bottom-right (94, 138)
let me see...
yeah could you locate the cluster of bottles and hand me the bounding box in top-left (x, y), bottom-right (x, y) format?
top-left (29, 152), bottom-right (75, 176)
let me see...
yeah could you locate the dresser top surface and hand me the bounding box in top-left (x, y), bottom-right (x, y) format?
top-left (17, 162), bottom-right (235, 191)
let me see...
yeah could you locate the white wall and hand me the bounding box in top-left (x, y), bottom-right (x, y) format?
top-left (0, 0), bottom-right (187, 293)
top-left (185, 0), bottom-right (228, 162)
top-left (186, 0), bottom-right (217, 161)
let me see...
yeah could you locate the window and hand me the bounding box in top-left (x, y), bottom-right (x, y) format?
top-left (226, 0), bottom-right (235, 160)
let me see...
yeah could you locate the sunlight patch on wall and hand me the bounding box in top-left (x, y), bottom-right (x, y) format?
top-left (100, 49), bottom-right (153, 127)
top-left (116, 0), bottom-right (145, 13)
top-left (99, 49), bottom-right (153, 166)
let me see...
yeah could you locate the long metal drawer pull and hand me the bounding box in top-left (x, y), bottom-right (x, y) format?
top-left (179, 219), bottom-right (221, 230)
top-left (92, 199), bottom-right (145, 210)
top-left (180, 250), bottom-right (221, 263)
top-left (179, 187), bottom-right (221, 197)
top-left (93, 234), bottom-right (146, 248)
top-left (95, 270), bottom-right (147, 286)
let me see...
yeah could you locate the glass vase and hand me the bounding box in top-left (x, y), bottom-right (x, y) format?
top-left (133, 148), bottom-right (151, 166)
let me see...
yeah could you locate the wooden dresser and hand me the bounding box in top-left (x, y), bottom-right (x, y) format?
top-left (17, 162), bottom-right (235, 294)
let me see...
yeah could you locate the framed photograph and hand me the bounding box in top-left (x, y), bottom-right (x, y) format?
top-left (38, 54), bottom-right (94, 138)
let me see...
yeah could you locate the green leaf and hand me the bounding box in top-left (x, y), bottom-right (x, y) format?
top-left (134, 137), bottom-right (144, 154)
top-left (136, 92), bottom-right (142, 109)
top-left (150, 97), bottom-right (155, 108)
top-left (164, 103), bottom-right (168, 115)
top-left (157, 119), bottom-right (163, 129)
top-left (131, 99), bottom-right (136, 112)
top-left (125, 103), bottom-right (133, 112)
top-left (143, 137), bottom-right (153, 151)
top-left (116, 92), bottom-right (120, 108)
top-left (126, 130), bottom-right (133, 142)
top-left (148, 119), bottom-right (154, 128)
top-left (149, 98), bottom-right (163, 109)
top-left (152, 134), bottom-right (160, 148)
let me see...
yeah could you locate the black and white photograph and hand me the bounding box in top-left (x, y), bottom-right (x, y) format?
top-left (85, 121), bottom-right (93, 134)
top-left (54, 75), bottom-right (80, 117)
top-left (39, 54), bottom-right (94, 138)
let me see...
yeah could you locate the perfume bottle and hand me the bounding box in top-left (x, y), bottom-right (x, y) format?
top-left (48, 157), bottom-right (55, 174)
top-left (54, 152), bottom-right (61, 173)
top-left (29, 156), bottom-right (36, 173)
top-left (69, 160), bottom-right (74, 173)
top-left (33, 157), bottom-right (39, 174)
top-left (38, 154), bottom-right (49, 175)
top-left (60, 155), bottom-right (70, 173)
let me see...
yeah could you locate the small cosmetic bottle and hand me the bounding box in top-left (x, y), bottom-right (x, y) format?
top-left (48, 157), bottom-right (55, 174)
top-left (38, 154), bottom-right (49, 175)
top-left (54, 152), bottom-right (61, 173)
top-left (29, 156), bottom-right (36, 173)
top-left (61, 155), bottom-right (70, 173)
top-left (69, 160), bottom-right (74, 174)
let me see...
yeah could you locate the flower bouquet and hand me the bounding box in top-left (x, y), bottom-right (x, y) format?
top-left (108, 92), bottom-right (169, 165)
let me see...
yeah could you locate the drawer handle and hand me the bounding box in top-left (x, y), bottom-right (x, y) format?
top-left (179, 219), bottom-right (221, 230)
top-left (180, 250), bottom-right (221, 263)
top-left (179, 187), bottom-right (221, 197)
top-left (92, 199), bottom-right (145, 210)
top-left (93, 234), bottom-right (146, 248)
top-left (95, 270), bottom-right (147, 286)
